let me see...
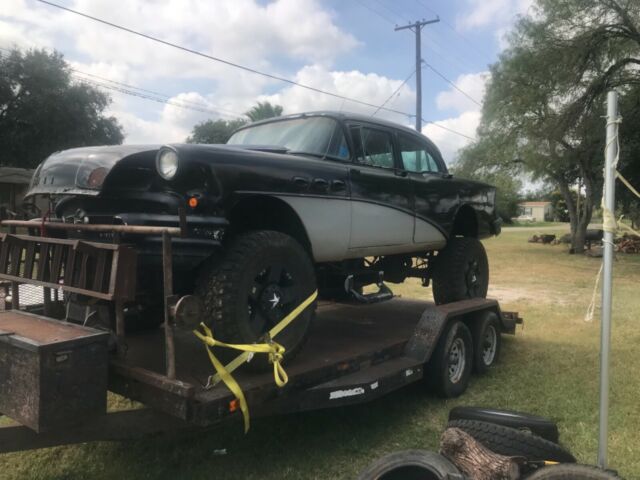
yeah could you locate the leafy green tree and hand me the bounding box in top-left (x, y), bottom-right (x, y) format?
top-left (466, 0), bottom-right (640, 252)
top-left (454, 142), bottom-right (522, 223)
top-left (186, 118), bottom-right (247, 144)
top-left (245, 101), bottom-right (283, 122)
top-left (0, 48), bottom-right (123, 169)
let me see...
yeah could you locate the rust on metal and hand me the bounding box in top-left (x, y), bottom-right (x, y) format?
top-left (0, 233), bottom-right (137, 302)
top-left (0, 310), bottom-right (109, 433)
top-left (1, 220), bottom-right (181, 236)
top-left (162, 230), bottom-right (176, 379)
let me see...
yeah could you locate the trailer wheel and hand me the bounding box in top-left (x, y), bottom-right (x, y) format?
top-left (432, 237), bottom-right (489, 305)
top-left (196, 230), bottom-right (316, 370)
top-left (523, 464), bottom-right (620, 479)
top-left (471, 311), bottom-right (501, 374)
top-left (447, 420), bottom-right (576, 463)
top-left (448, 406), bottom-right (559, 443)
top-left (356, 450), bottom-right (463, 480)
top-left (426, 320), bottom-right (473, 398)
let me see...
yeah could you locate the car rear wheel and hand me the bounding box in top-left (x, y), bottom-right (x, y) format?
top-left (432, 237), bottom-right (489, 305)
top-left (196, 230), bottom-right (316, 370)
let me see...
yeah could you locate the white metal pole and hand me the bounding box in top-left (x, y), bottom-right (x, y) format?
top-left (598, 90), bottom-right (619, 468)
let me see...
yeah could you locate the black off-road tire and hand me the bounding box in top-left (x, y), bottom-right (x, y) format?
top-left (447, 419), bottom-right (576, 463)
top-left (356, 450), bottom-right (463, 480)
top-left (449, 406), bottom-right (560, 444)
top-left (471, 311), bottom-right (502, 374)
top-left (524, 464), bottom-right (621, 479)
top-left (426, 321), bottom-right (473, 398)
top-left (196, 230), bottom-right (316, 370)
top-left (432, 237), bottom-right (489, 305)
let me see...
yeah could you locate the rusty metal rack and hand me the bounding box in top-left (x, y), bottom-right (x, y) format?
top-left (0, 219), bottom-right (523, 453)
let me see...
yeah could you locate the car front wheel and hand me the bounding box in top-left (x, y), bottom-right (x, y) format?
top-left (196, 230), bottom-right (316, 370)
top-left (432, 237), bottom-right (489, 305)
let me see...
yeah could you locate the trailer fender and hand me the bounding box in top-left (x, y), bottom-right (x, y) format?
top-left (404, 305), bottom-right (450, 363)
top-left (403, 298), bottom-right (506, 363)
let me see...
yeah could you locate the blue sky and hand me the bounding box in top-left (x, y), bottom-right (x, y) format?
top-left (0, 0), bottom-right (533, 161)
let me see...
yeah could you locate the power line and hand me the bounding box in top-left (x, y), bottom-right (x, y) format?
top-left (371, 68), bottom-right (416, 117)
top-left (353, 0), bottom-right (397, 25)
top-left (35, 0), bottom-right (417, 118)
top-left (423, 62), bottom-right (482, 107)
top-left (413, 0), bottom-right (494, 59)
top-left (371, 0), bottom-right (407, 24)
top-left (8, 9), bottom-right (477, 141)
top-left (72, 75), bottom-right (243, 118)
top-left (422, 117), bottom-right (476, 141)
top-left (0, 46), bottom-right (245, 119)
top-left (70, 70), bottom-right (245, 118)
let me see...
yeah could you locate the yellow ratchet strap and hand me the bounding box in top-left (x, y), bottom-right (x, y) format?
top-left (193, 289), bottom-right (318, 432)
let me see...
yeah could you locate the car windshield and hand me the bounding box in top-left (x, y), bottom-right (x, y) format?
top-left (227, 116), bottom-right (350, 160)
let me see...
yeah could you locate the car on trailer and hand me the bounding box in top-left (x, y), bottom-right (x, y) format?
top-left (22, 111), bottom-right (501, 365)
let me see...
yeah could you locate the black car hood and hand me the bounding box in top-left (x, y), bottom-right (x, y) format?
top-left (26, 145), bottom-right (160, 197)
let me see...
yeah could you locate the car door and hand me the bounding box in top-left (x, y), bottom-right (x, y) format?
top-left (396, 132), bottom-right (455, 245)
top-left (347, 123), bottom-right (414, 251)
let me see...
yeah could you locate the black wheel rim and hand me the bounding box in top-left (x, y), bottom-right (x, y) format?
top-left (247, 264), bottom-right (298, 337)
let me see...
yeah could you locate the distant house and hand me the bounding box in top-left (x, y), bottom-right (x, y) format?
top-left (517, 201), bottom-right (552, 222)
top-left (0, 167), bottom-right (34, 219)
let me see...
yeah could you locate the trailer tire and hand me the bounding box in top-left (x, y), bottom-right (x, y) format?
top-left (426, 320), bottom-right (473, 398)
top-left (356, 450), bottom-right (463, 480)
top-left (449, 407), bottom-right (559, 443)
top-left (432, 237), bottom-right (489, 305)
top-left (447, 420), bottom-right (576, 463)
top-left (523, 464), bottom-right (620, 479)
top-left (196, 230), bottom-right (316, 370)
top-left (471, 311), bottom-right (501, 374)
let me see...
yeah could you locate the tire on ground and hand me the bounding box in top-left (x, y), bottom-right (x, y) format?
top-left (196, 230), bottom-right (316, 370)
top-left (426, 320), bottom-right (473, 398)
top-left (448, 406), bottom-right (559, 444)
top-left (471, 311), bottom-right (502, 374)
top-left (432, 237), bottom-right (489, 305)
top-left (356, 450), bottom-right (462, 480)
top-left (447, 419), bottom-right (575, 463)
top-left (524, 464), bottom-right (621, 479)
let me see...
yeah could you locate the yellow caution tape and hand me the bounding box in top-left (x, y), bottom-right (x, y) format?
top-left (193, 289), bottom-right (318, 432)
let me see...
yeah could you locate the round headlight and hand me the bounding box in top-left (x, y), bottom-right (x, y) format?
top-left (156, 148), bottom-right (179, 180)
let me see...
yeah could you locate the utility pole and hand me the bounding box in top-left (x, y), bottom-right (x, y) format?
top-left (395, 17), bottom-right (439, 132)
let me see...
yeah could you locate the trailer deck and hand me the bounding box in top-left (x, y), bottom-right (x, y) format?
top-left (0, 223), bottom-right (522, 454)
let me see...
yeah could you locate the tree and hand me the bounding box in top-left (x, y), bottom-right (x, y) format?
top-left (455, 142), bottom-right (522, 223)
top-left (244, 101), bottom-right (283, 122)
top-left (465, 0), bottom-right (640, 252)
top-left (186, 118), bottom-right (247, 144)
top-left (0, 48), bottom-right (123, 169)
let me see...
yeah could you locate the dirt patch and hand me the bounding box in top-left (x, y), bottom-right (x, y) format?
top-left (488, 285), bottom-right (576, 306)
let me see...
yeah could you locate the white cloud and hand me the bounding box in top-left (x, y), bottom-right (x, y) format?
top-left (457, 0), bottom-right (534, 30)
top-left (423, 111), bottom-right (480, 163)
top-left (436, 72), bottom-right (489, 113)
top-left (261, 65), bottom-right (415, 123)
top-left (423, 70), bottom-right (490, 163)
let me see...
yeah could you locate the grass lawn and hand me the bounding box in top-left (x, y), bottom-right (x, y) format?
top-left (504, 220), bottom-right (566, 228)
top-left (1, 229), bottom-right (639, 479)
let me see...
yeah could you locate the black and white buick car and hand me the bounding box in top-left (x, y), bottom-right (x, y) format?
top-left (26, 111), bottom-right (501, 362)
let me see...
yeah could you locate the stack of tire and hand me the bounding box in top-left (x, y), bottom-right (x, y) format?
top-left (357, 407), bottom-right (622, 479)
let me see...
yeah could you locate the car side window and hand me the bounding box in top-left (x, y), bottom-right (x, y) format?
top-left (353, 127), bottom-right (395, 169)
top-left (398, 133), bottom-right (441, 173)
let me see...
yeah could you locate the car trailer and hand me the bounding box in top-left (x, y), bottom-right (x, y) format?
top-left (0, 220), bottom-right (522, 454)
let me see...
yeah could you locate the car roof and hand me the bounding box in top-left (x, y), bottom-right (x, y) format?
top-left (237, 111), bottom-right (442, 155)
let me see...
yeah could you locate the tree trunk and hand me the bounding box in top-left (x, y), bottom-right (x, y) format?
top-left (440, 427), bottom-right (520, 480)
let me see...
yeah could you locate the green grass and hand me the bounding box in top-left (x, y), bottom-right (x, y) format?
top-left (1, 229), bottom-right (639, 479)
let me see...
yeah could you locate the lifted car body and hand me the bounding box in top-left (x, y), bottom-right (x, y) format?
top-left (26, 112), bottom-right (500, 272)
